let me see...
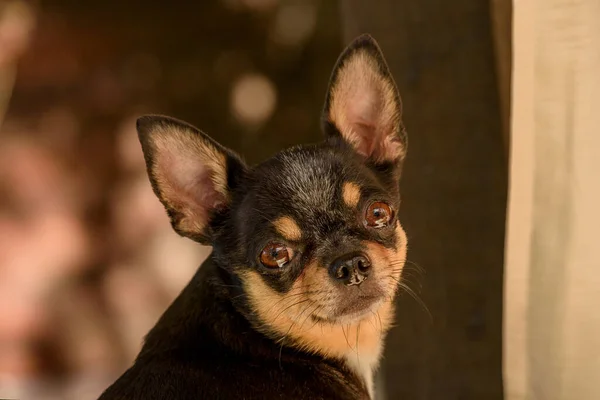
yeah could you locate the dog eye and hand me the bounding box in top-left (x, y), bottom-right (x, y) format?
top-left (260, 243), bottom-right (292, 268)
top-left (365, 202), bottom-right (393, 228)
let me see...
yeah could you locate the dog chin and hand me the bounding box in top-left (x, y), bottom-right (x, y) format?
top-left (313, 296), bottom-right (385, 326)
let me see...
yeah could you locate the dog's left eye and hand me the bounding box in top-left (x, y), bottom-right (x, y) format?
top-left (365, 201), bottom-right (393, 228)
top-left (260, 242), bottom-right (293, 268)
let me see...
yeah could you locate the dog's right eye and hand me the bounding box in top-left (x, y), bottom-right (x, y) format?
top-left (260, 242), bottom-right (292, 269)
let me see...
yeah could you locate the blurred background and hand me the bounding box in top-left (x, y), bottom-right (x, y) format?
top-left (0, 0), bottom-right (539, 399)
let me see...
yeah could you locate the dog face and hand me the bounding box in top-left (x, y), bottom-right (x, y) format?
top-left (137, 35), bottom-right (407, 360)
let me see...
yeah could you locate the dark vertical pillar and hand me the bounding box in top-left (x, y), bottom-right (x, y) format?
top-left (339, 1), bottom-right (507, 399)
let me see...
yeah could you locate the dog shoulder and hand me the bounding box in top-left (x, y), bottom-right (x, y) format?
top-left (98, 357), bottom-right (367, 400)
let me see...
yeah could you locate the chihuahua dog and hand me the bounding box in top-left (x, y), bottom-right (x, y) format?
top-left (99, 34), bottom-right (408, 400)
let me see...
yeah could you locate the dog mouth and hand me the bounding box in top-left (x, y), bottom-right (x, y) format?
top-left (311, 287), bottom-right (386, 325)
top-left (334, 293), bottom-right (381, 317)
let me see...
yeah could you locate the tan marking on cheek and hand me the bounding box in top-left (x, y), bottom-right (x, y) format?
top-left (364, 221), bottom-right (408, 296)
top-left (240, 262), bottom-right (323, 332)
top-left (239, 270), bottom-right (297, 328)
top-left (342, 182), bottom-right (361, 208)
top-left (389, 222), bottom-right (408, 274)
top-left (273, 216), bottom-right (302, 241)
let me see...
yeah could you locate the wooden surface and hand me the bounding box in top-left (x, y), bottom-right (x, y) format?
top-left (340, 1), bottom-right (507, 399)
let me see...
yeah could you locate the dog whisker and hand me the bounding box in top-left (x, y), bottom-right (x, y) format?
top-left (387, 275), bottom-right (432, 322)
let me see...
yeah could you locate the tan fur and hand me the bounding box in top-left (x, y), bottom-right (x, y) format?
top-left (241, 267), bottom-right (393, 360)
top-left (328, 50), bottom-right (404, 162)
top-left (239, 222), bottom-right (408, 394)
top-left (342, 182), bottom-right (361, 208)
top-left (273, 216), bottom-right (302, 241)
top-left (363, 223), bottom-right (408, 299)
top-left (151, 125), bottom-right (227, 234)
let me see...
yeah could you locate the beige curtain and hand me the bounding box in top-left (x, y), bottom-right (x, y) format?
top-left (504, 0), bottom-right (600, 399)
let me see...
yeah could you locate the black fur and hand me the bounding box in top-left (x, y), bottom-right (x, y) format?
top-left (99, 259), bottom-right (368, 400)
top-left (99, 34), bottom-right (406, 400)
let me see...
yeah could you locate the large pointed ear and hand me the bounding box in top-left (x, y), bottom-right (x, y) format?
top-left (136, 115), bottom-right (246, 244)
top-left (322, 34), bottom-right (407, 166)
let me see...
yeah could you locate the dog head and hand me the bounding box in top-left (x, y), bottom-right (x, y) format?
top-left (137, 35), bottom-right (408, 363)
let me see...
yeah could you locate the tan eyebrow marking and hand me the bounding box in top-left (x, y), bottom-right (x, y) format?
top-left (273, 216), bottom-right (302, 241)
top-left (342, 182), bottom-right (361, 208)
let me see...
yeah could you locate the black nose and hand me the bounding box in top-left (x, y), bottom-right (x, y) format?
top-left (329, 253), bottom-right (371, 286)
